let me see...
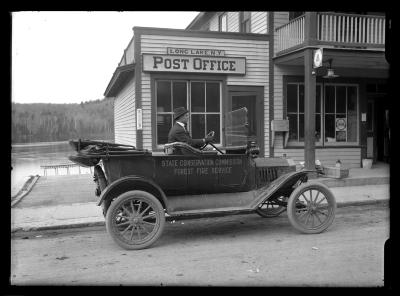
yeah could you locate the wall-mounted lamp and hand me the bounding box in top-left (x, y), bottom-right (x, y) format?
top-left (322, 59), bottom-right (340, 79)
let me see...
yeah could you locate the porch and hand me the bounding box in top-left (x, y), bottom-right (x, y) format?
top-left (317, 161), bottom-right (389, 188)
top-left (272, 12), bottom-right (389, 171)
top-left (275, 12), bottom-right (386, 54)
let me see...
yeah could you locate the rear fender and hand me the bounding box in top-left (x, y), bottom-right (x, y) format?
top-left (98, 175), bottom-right (168, 210)
top-left (251, 170), bottom-right (314, 208)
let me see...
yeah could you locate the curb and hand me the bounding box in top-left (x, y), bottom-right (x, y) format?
top-left (11, 221), bottom-right (106, 233)
top-left (336, 199), bottom-right (389, 208)
top-left (319, 176), bottom-right (389, 188)
top-left (11, 198), bottom-right (388, 234)
top-left (11, 175), bottom-right (40, 208)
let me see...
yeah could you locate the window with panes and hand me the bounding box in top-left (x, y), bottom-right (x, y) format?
top-left (324, 84), bottom-right (358, 143)
top-left (240, 11), bottom-right (251, 33)
top-left (286, 82), bottom-right (358, 145)
top-left (156, 80), bottom-right (221, 146)
top-left (287, 83), bottom-right (322, 143)
top-left (219, 13), bottom-right (228, 32)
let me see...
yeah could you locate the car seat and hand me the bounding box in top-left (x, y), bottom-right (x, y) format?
top-left (164, 142), bottom-right (218, 156)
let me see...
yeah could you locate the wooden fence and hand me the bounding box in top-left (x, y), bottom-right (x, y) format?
top-left (40, 163), bottom-right (93, 176)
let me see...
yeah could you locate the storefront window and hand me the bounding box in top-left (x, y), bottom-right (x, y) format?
top-left (315, 86), bottom-right (322, 141)
top-left (287, 84), bottom-right (296, 141)
top-left (156, 80), bottom-right (221, 146)
top-left (156, 80), bottom-right (187, 145)
top-left (190, 81), bottom-right (221, 143)
top-left (173, 81), bottom-right (187, 109)
top-left (156, 81), bottom-right (171, 112)
top-left (347, 86), bottom-right (358, 142)
top-left (191, 82), bottom-right (205, 112)
top-left (324, 85), bottom-right (336, 142)
top-left (324, 84), bottom-right (358, 144)
top-left (286, 82), bottom-right (358, 146)
top-left (287, 83), bottom-right (322, 143)
top-left (335, 86), bottom-right (347, 142)
top-left (206, 82), bottom-right (220, 112)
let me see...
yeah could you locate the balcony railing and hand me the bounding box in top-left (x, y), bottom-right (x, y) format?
top-left (276, 15), bottom-right (305, 53)
top-left (276, 13), bottom-right (386, 53)
top-left (318, 13), bottom-right (385, 46)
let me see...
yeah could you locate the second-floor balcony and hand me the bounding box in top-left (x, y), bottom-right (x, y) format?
top-left (276, 12), bottom-right (386, 54)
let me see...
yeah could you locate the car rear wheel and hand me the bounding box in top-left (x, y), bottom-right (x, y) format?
top-left (287, 182), bottom-right (336, 234)
top-left (106, 190), bottom-right (165, 250)
top-left (255, 196), bottom-right (287, 218)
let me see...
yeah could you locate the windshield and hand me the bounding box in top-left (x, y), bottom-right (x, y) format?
top-left (225, 107), bottom-right (250, 146)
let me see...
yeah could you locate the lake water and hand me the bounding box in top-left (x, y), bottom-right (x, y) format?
top-left (11, 141), bottom-right (92, 196)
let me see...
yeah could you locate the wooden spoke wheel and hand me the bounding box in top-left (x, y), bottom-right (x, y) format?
top-left (287, 182), bottom-right (336, 234)
top-left (106, 190), bottom-right (165, 250)
top-left (255, 196), bottom-right (287, 218)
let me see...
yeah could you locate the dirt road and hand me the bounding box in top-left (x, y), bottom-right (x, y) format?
top-left (10, 203), bottom-right (389, 287)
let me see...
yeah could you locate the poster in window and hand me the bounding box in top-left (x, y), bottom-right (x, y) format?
top-left (336, 131), bottom-right (346, 142)
top-left (335, 118), bottom-right (347, 142)
top-left (335, 118), bottom-right (347, 132)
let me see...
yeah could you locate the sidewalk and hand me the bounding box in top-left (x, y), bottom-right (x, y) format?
top-left (11, 164), bottom-right (390, 233)
top-left (11, 184), bottom-right (389, 232)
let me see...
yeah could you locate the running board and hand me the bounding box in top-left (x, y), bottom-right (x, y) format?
top-left (168, 206), bottom-right (255, 218)
top-left (166, 191), bottom-right (257, 214)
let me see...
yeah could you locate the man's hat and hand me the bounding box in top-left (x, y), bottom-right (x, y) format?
top-left (173, 107), bottom-right (189, 120)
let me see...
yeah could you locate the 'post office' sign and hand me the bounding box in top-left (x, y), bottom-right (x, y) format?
top-left (142, 53), bottom-right (246, 75)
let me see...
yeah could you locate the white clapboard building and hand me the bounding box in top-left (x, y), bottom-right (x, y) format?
top-left (104, 12), bottom-right (389, 168)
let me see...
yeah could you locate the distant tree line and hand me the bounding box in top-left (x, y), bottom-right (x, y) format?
top-left (12, 99), bottom-right (114, 143)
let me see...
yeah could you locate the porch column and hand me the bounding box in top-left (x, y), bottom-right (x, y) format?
top-left (304, 12), bottom-right (317, 170)
top-left (304, 49), bottom-right (316, 170)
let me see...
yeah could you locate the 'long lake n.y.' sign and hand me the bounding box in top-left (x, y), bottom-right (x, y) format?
top-left (142, 53), bottom-right (246, 75)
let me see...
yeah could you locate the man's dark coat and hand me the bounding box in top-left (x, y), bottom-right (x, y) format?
top-left (167, 122), bottom-right (204, 153)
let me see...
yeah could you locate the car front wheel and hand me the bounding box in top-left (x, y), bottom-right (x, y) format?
top-left (287, 182), bottom-right (336, 234)
top-left (106, 190), bottom-right (165, 250)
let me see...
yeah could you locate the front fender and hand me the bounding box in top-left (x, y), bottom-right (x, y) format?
top-left (250, 170), bottom-right (315, 209)
top-left (98, 175), bottom-right (168, 210)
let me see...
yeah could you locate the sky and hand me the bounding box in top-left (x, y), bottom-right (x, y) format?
top-left (11, 11), bottom-right (199, 104)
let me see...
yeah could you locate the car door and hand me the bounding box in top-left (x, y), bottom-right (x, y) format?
top-left (185, 154), bottom-right (219, 194)
top-left (215, 154), bottom-right (249, 192)
top-left (153, 155), bottom-right (188, 195)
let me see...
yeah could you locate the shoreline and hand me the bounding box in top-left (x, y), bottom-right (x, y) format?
top-left (12, 141), bottom-right (69, 148)
top-left (12, 139), bottom-right (114, 148)
top-left (11, 175), bottom-right (41, 207)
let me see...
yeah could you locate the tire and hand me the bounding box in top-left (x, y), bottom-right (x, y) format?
top-left (106, 190), bottom-right (165, 250)
top-left (287, 182), bottom-right (336, 234)
top-left (255, 196), bottom-right (287, 218)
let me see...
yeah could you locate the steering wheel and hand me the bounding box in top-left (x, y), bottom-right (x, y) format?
top-left (199, 131), bottom-right (224, 154)
top-left (200, 130), bottom-right (215, 150)
top-left (206, 131), bottom-right (215, 138)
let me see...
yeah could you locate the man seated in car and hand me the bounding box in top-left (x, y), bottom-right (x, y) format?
top-left (167, 107), bottom-right (214, 154)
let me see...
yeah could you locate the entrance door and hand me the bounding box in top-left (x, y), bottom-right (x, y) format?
top-left (366, 99), bottom-right (375, 160)
top-left (227, 87), bottom-right (264, 156)
top-left (367, 95), bottom-right (390, 163)
top-left (376, 95), bottom-right (390, 163)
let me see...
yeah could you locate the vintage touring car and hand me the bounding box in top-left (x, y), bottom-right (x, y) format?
top-left (68, 134), bottom-right (336, 250)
